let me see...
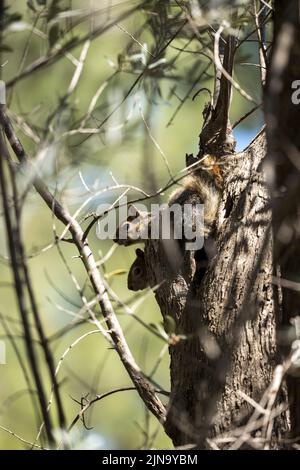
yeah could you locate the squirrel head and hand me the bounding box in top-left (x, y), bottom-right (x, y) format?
top-left (114, 205), bottom-right (150, 246)
top-left (127, 248), bottom-right (149, 291)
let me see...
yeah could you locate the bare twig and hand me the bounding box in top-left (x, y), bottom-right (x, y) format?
top-left (0, 424), bottom-right (49, 450)
top-left (0, 105), bottom-right (166, 424)
top-left (253, 1), bottom-right (268, 84)
top-left (67, 386), bottom-right (169, 436)
top-left (0, 130), bottom-right (54, 444)
top-left (6, 2), bottom-right (146, 89)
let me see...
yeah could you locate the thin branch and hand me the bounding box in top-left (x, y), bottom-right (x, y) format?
top-left (75, 18), bottom-right (188, 146)
top-left (67, 40), bottom-right (91, 96)
top-left (139, 101), bottom-right (173, 179)
top-left (166, 62), bottom-right (211, 128)
top-left (213, 24), bottom-right (256, 104)
top-left (0, 424), bottom-right (48, 450)
top-left (0, 130), bottom-right (54, 445)
top-left (0, 105), bottom-right (166, 424)
top-left (67, 386), bottom-right (169, 435)
top-left (34, 329), bottom-right (105, 445)
top-left (253, 1), bottom-right (268, 85)
top-left (232, 103), bottom-right (262, 129)
top-left (0, 314), bottom-right (42, 433)
top-left (7, 157), bottom-right (67, 433)
top-left (6, 2), bottom-right (146, 89)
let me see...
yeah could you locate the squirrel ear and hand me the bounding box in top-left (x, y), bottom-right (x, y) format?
top-left (128, 204), bottom-right (141, 219)
top-left (186, 153), bottom-right (197, 168)
top-left (135, 248), bottom-right (144, 257)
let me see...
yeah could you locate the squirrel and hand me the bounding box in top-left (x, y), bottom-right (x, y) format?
top-left (123, 154), bottom-right (222, 291)
top-left (123, 33), bottom-right (236, 291)
top-left (168, 166), bottom-right (221, 238)
top-left (115, 154), bottom-right (222, 246)
top-left (127, 248), bottom-right (148, 291)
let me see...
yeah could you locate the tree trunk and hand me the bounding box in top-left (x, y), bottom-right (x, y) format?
top-left (265, 0), bottom-right (300, 440)
top-left (144, 132), bottom-right (289, 448)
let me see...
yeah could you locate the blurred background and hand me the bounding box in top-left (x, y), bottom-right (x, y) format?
top-left (0, 0), bottom-right (263, 449)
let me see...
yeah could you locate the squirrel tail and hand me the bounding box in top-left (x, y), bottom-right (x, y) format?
top-left (172, 175), bottom-right (220, 229)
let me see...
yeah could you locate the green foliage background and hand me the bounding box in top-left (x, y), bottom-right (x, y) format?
top-left (0, 0), bottom-right (263, 449)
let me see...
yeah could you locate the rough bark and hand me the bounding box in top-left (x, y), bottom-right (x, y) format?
top-left (265, 0), bottom-right (300, 439)
top-left (113, 3), bottom-right (297, 448)
top-left (144, 132), bottom-right (289, 447)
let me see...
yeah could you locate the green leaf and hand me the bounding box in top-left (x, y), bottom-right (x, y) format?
top-left (104, 269), bottom-right (127, 280)
top-left (7, 13), bottom-right (22, 23)
top-left (48, 24), bottom-right (60, 48)
top-left (27, 1), bottom-right (36, 12)
top-left (47, 0), bottom-right (63, 22)
top-left (0, 44), bottom-right (13, 53)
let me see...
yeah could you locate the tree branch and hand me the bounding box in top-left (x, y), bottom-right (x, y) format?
top-left (0, 105), bottom-right (166, 424)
